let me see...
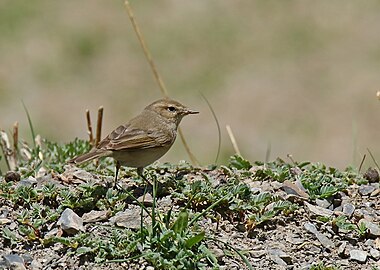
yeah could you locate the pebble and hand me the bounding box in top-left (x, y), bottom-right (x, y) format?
top-left (30, 259), bottom-right (43, 270)
top-left (342, 203), bottom-right (355, 217)
top-left (82, 210), bottom-right (110, 223)
top-left (110, 209), bottom-right (148, 229)
top-left (359, 219), bottom-right (380, 237)
top-left (364, 167), bottom-right (379, 183)
top-left (3, 254), bottom-right (26, 270)
top-left (281, 180), bottom-right (309, 199)
top-left (57, 208), bottom-right (85, 234)
top-left (359, 185), bottom-right (376, 196)
top-left (370, 248), bottom-right (380, 260)
top-left (304, 202), bottom-right (333, 217)
top-left (337, 241), bottom-right (347, 256)
top-left (137, 193), bottom-right (154, 206)
top-left (304, 222), bottom-right (335, 249)
top-left (4, 171), bottom-right (20, 182)
top-left (349, 249), bottom-right (367, 263)
top-left (315, 198), bottom-right (331, 209)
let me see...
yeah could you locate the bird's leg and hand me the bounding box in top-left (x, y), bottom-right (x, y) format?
top-left (114, 161), bottom-right (121, 188)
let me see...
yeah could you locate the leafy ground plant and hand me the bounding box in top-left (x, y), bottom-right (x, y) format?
top-left (0, 139), bottom-right (377, 269)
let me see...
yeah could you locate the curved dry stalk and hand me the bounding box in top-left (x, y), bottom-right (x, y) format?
top-left (226, 125), bottom-right (241, 156)
top-left (124, 0), bottom-right (198, 165)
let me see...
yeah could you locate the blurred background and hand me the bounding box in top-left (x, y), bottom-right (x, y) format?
top-left (0, 0), bottom-right (379, 170)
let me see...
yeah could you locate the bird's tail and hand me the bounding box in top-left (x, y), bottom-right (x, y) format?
top-left (69, 149), bottom-right (111, 164)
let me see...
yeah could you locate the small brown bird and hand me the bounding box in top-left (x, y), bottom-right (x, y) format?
top-left (70, 98), bottom-right (198, 182)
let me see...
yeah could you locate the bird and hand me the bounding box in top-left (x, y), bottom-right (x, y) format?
top-left (69, 98), bottom-right (199, 183)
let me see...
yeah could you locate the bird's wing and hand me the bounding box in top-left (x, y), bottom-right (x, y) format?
top-left (97, 124), bottom-right (172, 151)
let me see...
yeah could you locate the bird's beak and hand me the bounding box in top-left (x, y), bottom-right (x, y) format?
top-left (184, 108), bottom-right (199, 115)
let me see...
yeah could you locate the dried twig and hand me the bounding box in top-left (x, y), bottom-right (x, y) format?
top-left (201, 93), bottom-right (220, 164)
top-left (13, 121), bottom-right (19, 165)
top-left (124, 0), bottom-right (199, 166)
top-left (226, 125), bottom-right (241, 156)
top-left (124, 1), bottom-right (168, 97)
top-left (0, 130), bottom-right (16, 171)
top-left (96, 106), bottom-right (104, 147)
top-left (86, 109), bottom-right (94, 146)
top-left (358, 154), bottom-right (366, 173)
top-left (367, 148), bottom-right (380, 171)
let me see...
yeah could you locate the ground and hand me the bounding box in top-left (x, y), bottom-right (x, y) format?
top-left (0, 142), bottom-right (380, 270)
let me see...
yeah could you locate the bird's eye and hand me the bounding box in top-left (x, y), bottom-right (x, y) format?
top-left (167, 106), bottom-right (176, 112)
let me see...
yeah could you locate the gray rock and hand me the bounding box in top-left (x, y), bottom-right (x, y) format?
top-left (359, 185), bottom-right (376, 196)
top-left (57, 208), bottom-right (85, 234)
top-left (110, 209), bottom-right (148, 229)
top-left (337, 241), bottom-right (347, 256)
top-left (281, 180), bottom-right (309, 199)
top-left (30, 259), bottom-right (43, 270)
top-left (82, 210), bottom-right (110, 223)
top-left (4, 171), bottom-right (20, 182)
top-left (17, 177), bottom-right (37, 187)
top-left (73, 169), bottom-right (95, 182)
top-left (305, 202), bottom-right (333, 217)
top-left (349, 249), bottom-right (367, 263)
top-left (359, 219), bottom-right (380, 237)
top-left (342, 203), bottom-right (355, 217)
top-left (315, 198), bottom-right (331, 209)
top-left (370, 248), bottom-right (380, 260)
top-left (4, 254), bottom-right (26, 270)
top-left (137, 193), bottom-right (154, 206)
top-left (371, 189), bottom-right (380, 197)
top-left (364, 167), bottom-right (379, 183)
top-left (268, 249), bottom-right (292, 265)
top-left (304, 222), bottom-right (334, 249)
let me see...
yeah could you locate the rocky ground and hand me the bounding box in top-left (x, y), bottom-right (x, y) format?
top-left (0, 158), bottom-right (380, 270)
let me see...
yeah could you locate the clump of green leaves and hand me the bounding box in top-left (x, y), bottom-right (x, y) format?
top-left (253, 159), bottom-right (364, 199)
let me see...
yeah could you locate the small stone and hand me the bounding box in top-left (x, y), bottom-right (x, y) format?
top-left (17, 177), bottom-right (37, 187)
top-left (0, 217), bottom-right (11, 225)
top-left (370, 248), bottom-right (380, 260)
top-left (210, 247), bottom-right (224, 261)
top-left (375, 238), bottom-right (380, 249)
top-left (304, 222), bottom-right (334, 249)
top-left (251, 250), bottom-right (266, 258)
top-left (349, 249), bottom-right (367, 263)
top-left (315, 198), bottom-right (331, 209)
top-left (359, 185), bottom-right (376, 196)
top-left (5, 171), bottom-right (20, 182)
top-left (342, 203), bottom-right (355, 217)
top-left (359, 219), bottom-right (380, 237)
top-left (4, 254), bottom-right (26, 270)
top-left (305, 202), bottom-right (333, 217)
top-left (281, 180), bottom-right (309, 199)
top-left (30, 259), bottom-right (43, 270)
top-left (110, 209), bottom-right (148, 229)
top-left (73, 169), bottom-right (95, 182)
top-left (57, 208), bottom-right (85, 234)
top-left (337, 241), bottom-right (347, 256)
top-left (371, 189), bottom-right (380, 197)
top-left (364, 168), bottom-right (379, 183)
top-left (82, 210), bottom-right (110, 223)
top-left (268, 249), bottom-right (292, 265)
top-left (137, 193), bottom-right (154, 206)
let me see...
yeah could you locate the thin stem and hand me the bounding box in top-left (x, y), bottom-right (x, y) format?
top-left (124, 1), bottom-right (199, 165)
top-left (13, 121), bottom-right (18, 168)
top-left (96, 106), bottom-right (104, 147)
top-left (86, 109), bottom-right (94, 146)
top-left (226, 125), bottom-right (241, 156)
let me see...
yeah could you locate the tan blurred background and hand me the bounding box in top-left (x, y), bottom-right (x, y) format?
top-left (0, 0), bottom-right (379, 170)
